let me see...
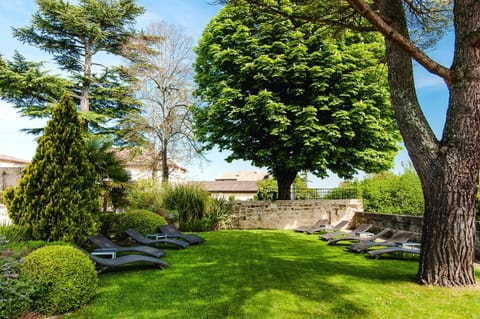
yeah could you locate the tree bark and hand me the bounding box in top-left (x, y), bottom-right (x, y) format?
top-left (376, 0), bottom-right (480, 286)
top-left (275, 169), bottom-right (297, 200)
top-left (80, 46), bottom-right (92, 131)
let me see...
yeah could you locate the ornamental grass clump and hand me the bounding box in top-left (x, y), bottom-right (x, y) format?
top-left (161, 183), bottom-right (209, 231)
top-left (20, 245), bottom-right (98, 315)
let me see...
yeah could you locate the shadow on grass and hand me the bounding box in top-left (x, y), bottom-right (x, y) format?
top-left (66, 230), bottom-right (421, 319)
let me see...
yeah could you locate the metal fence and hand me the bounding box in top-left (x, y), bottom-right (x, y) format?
top-left (256, 187), bottom-right (358, 200)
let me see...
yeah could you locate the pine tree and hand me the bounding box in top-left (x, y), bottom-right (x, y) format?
top-left (5, 93), bottom-right (99, 242)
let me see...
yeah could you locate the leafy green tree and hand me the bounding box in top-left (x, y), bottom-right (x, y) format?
top-left (218, 0), bottom-right (477, 288)
top-left (4, 94), bottom-right (99, 243)
top-left (1, 0), bottom-right (144, 138)
top-left (344, 165), bottom-right (424, 215)
top-left (193, 0), bottom-right (400, 200)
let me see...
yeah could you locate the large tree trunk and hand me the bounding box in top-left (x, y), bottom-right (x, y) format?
top-left (379, 0), bottom-right (480, 286)
top-left (275, 169), bottom-right (297, 200)
top-left (80, 48), bottom-right (92, 131)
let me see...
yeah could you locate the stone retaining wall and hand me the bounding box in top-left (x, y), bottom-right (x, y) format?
top-left (228, 199), bottom-right (363, 230)
top-left (0, 167), bottom-right (23, 191)
top-left (352, 211), bottom-right (423, 240)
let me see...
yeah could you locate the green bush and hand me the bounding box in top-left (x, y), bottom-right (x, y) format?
top-left (20, 245), bottom-right (98, 315)
top-left (0, 258), bottom-right (40, 319)
top-left (115, 209), bottom-right (167, 238)
top-left (161, 183), bottom-right (209, 231)
top-left (334, 165), bottom-right (424, 215)
top-left (0, 240), bottom-right (49, 318)
top-left (125, 179), bottom-right (164, 213)
top-left (98, 212), bottom-right (122, 238)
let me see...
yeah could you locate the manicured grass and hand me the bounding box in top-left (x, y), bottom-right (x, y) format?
top-left (64, 230), bottom-right (480, 319)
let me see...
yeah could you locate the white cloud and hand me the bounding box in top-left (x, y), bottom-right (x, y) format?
top-left (415, 74), bottom-right (447, 90)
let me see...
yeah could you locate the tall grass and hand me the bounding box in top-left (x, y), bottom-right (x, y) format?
top-left (161, 183), bottom-right (209, 231)
top-left (0, 224), bottom-right (26, 244)
top-left (206, 195), bottom-right (235, 230)
top-left (65, 230), bottom-right (480, 319)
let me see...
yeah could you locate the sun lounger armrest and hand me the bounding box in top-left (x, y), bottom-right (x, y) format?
top-left (355, 232), bottom-right (373, 238)
top-left (146, 233), bottom-right (167, 240)
top-left (91, 248), bottom-right (117, 258)
top-left (397, 242), bottom-right (421, 249)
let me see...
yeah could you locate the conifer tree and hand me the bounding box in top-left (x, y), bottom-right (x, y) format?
top-left (5, 94), bottom-right (99, 242)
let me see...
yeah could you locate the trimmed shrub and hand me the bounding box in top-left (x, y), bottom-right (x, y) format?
top-left (115, 209), bottom-right (167, 238)
top-left (20, 245), bottom-right (98, 315)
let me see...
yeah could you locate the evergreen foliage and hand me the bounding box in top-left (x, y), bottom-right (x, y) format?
top-left (125, 178), bottom-right (164, 214)
top-left (5, 94), bottom-right (99, 242)
top-left (0, 0), bottom-right (144, 140)
top-left (85, 137), bottom-right (130, 211)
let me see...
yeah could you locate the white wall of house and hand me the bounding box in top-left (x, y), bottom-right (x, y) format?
top-left (0, 204), bottom-right (11, 226)
top-left (125, 165), bottom-right (187, 183)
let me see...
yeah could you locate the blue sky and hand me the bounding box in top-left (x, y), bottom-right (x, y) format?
top-left (0, 0), bottom-right (452, 187)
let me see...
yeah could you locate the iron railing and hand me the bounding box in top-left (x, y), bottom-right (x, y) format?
top-left (256, 187), bottom-right (358, 200)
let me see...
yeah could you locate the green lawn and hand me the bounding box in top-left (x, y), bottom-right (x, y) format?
top-left (65, 230), bottom-right (480, 319)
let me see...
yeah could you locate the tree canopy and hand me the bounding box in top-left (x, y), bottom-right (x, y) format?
top-left (194, 0), bottom-right (400, 199)
top-left (0, 0), bottom-right (144, 139)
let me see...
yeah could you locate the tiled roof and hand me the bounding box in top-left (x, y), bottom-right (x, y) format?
top-left (0, 154), bottom-right (29, 165)
top-left (215, 170), bottom-right (270, 181)
top-left (197, 180), bottom-right (258, 193)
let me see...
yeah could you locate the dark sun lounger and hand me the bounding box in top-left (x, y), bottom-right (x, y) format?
top-left (125, 228), bottom-right (189, 249)
top-left (157, 224), bottom-right (205, 244)
top-left (367, 244), bottom-right (421, 259)
top-left (328, 228), bottom-right (392, 245)
top-left (305, 220), bottom-right (349, 235)
top-left (347, 230), bottom-right (417, 253)
top-left (319, 223), bottom-right (373, 241)
top-left (88, 234), bottom-right (166, 258)
top-left (294, 218), bottom-right (329, 233)
top-left (76, 246), bottom-right (168, 273)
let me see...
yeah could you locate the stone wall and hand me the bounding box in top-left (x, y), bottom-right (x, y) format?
top-left (352, 211), bottom-right (423, 240)
top-left (227, 199), bottom-right (363, 230)
top-left (0, 167), bottom-right (23, 191)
